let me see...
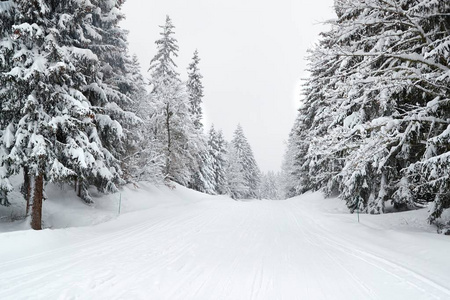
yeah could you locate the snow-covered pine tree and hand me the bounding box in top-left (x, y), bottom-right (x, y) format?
top-left (215, 130), bottom-right (228, 194)
top-left (0, 130), bottom-right (12, 206)
top-left (148, 16), bottom-right (200, 186)
top-left (185, 50), bottom-right (216, 194)
top-left (79, 0), bottom-right (142, 200)
top-left (225, 143), bottom-right (248, 200)
top-left (187, 49), bottom-right (204, 131)
top-left (290, 0), bottom-right (450, 226)
top-left (281, 112), bottom-right (314, 199)
top-left (0, 0), bottom-right (135, 229)
top-left (0, 0), bottom-right (89, 228)
top-left (229, 125), bottom-right (261, 199)
top-left (189, 134), bottom-right (216, 194)
top-left (148, 15), bottom-right (180, 81)
top-left (0, 1), bottom-right (15, 206)
top-left (207, 126), bottom-right (228, 194)
top-left (120, 54), bottom-right (163, 184)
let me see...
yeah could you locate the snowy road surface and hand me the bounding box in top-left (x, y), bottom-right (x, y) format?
top-left (1, 187), bottom-right (450, 300)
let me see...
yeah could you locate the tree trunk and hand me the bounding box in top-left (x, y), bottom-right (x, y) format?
top-left (77, 178), bottom-right (93, 204)
top-left (165, 103), bottom-right (172, 177)
top-left (31, 173), bottom-right (44, 230)
top-left (23, 167), bottom-right (31, 216)
top-left (77, 178), bottom-right (81, 198)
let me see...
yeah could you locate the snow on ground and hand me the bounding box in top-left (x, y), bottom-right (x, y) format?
top-left (1, 184), bottom-right (450, 300)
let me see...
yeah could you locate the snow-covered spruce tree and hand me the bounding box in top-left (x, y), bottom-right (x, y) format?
top-left (0, 0), bottom-right (134, 229)
top-left (281, 112), bottom-right (314, 199)
top-left (185, 49), bottom-right (215, 194)
top-left (293, 0), bottom-right (450, 222)
top-left (191, 141), bottom-right (216, 194)
top-left (229, 125), bottom-right (261, 199)
top-left (225, 143), bottom-right (248, 200)
top-left (148, 16), bottom-right (200, 186)
top-left (283, 22), bottom-right (354, 200)
top-left (0, 1), bottom-right (15, 207)
top-left (187, 49), bottom-right (204, 131)
top-left (188, 133), bottom-right (216, 194)
top-left (122, 54), bottom-right (163, 183)
top-left (79, 0), bottom-right (142, 199)
top-left (0, 130), bottom-right (12, 207)
top-left (207, 126), bottom-right (228, 194)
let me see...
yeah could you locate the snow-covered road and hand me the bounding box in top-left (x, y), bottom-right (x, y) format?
top-left (1, 187), bottom-right (450, 300)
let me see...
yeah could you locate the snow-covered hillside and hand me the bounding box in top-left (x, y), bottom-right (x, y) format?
top-left (1, 184), bottom-right (450, 300)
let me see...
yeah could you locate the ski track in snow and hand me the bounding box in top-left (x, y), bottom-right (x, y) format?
top-left (1, 193), bottom-right (450, 300)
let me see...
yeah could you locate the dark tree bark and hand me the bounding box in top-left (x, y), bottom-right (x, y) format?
top-left (31, 173), bottom-right (43, 230)
top-left (23, 167), bottom-right (31, 216)
top-left (77, 178), bottom-right (81, 198)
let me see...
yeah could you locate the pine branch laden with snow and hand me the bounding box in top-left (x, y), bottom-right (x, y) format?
top-left (285, 0), bottom-right (450, 223)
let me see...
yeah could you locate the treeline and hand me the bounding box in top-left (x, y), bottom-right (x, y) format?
top-left (282, 0), bottom-right (450, 231)
top-left (0, 2), bottom-right (272, 230)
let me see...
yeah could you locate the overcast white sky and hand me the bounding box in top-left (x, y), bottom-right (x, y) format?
top-left (121, 0), bottom-right (335, 173)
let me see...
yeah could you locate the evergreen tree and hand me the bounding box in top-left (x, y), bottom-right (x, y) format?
top-left (186, 49), bottom-right (216, 193)
top-left (187, 49), bottom-right (204, 130)
top-left (281, 113), bottom-right (312, 198)
top-left (0, 128), bottom-right (12, 206)
top-left (148, 16), bottom-right (200, 186)
top-left (225, 143), bottom-right (248, 200)
top-left (77, 0), bottom-right (139, 202)
top-left (0, 0), bottom-right (135, 229)
top-left (87, 1), bottom-right (144, 186)
top-left (189, 134), bottom-right (216, 194)
top-left (229, 125), bottom-right (261, 199)
top-left (207, 126), bottom-right (228, 194)
top-left (0, 1), bottom-right (15, 206)
top-left (148, 15), bottom-right (179, 81)
top-left (121, 55), bottom-right (164, 184)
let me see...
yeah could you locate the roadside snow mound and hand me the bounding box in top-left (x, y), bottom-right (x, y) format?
top-left (0, 181), bottom-right (218, 232)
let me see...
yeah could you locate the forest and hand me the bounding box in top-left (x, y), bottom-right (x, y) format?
top-left (282, 0), bottom-right (450, 232)
top-left (0, 0), bottom-right (449, 234)
top-left (0, 2), bottom-right (269, 230)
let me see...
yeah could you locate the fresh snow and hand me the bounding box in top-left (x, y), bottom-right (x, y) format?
top-left (1, 184), bottom-right (450, 300)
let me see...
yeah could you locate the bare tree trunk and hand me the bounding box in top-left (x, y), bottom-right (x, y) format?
top-left (77, 178), bottom-right (81, 198)
top-left (165, 103), bottom-right (172, 178)
top-left (23, 167), bottom-right (31, 216)
top-left (77, 178), bottom-right (93, 204)
top-left (31, 173), bottom-right (43, 230)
